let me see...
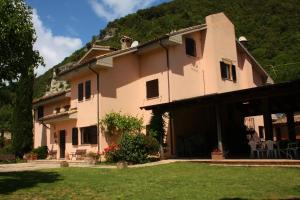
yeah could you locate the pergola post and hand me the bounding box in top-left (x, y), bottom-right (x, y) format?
top-left (262, 99), bottom-right (273, 140)
top-left (286, 111), bottom-right (296, 141)
top-left (215, 104), bottom-right (223, 152)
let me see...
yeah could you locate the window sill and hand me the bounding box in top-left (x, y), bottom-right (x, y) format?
top-left (80, 144), bottom-right (98, 146)
top-left (186, 54), bottom-right (198, 59)
top-left (147, 96), bottom-right (159, 100)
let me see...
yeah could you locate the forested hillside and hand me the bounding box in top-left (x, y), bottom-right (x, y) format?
top-left (33, 0), bottom-right (300, 98)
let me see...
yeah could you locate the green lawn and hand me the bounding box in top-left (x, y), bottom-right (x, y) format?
top-left (0, 162), bottom-right (300, 200)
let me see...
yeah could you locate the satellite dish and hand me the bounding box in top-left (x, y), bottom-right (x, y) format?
top-left (238, 36), bottom-right (248, 42)
top-left (131, 41), bottom-right (139, 47)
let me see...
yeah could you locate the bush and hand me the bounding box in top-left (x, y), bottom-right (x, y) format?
top-left (104, 133), bottom-right (159, 164)
top-left (103, 144), bottom-right (120, 163)
top-left (32, 146), bottom-right (48, 159)
top-left (100, 112), bottom-right (143, 135)
top-left (0, 145), bottom-right (13, 155)
top-left (86, 151), bottom-right (100, 160)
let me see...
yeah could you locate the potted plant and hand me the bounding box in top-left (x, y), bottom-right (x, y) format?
top-left (211, 148), bottom-right (224, 160)
top-left (85, 151), bottom-right (99, 164)
top-left (24, 152), bottom-right (38, 161)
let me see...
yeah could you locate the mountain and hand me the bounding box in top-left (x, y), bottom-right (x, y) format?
top-left (33, 0), bottom-right (300, 99)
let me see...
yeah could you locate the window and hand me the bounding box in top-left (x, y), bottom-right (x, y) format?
top-left (78, 83), bottom-right (83, 101)
top-left (220, 60), bottom-right (237, 82)
top-left (37, 106), bottom-right (44, 119)
top-left (85, 80), bottom-right (91, 99)
top-left (185, 38), bottom-right (196, 57)
top-left (146, 79), bottom-right (159, 99)
top-left (81, 125), bottom-right (97, 144)
top-left (72, 128), bottom-right (78, 145)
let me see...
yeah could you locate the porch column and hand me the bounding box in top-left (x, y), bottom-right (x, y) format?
top-left (215, 104), bottom-right (223, 152)
top-left (287, 111), bottom-right (296, 141)
top-left (262, 99), bottom-right (273, 140)
top-left (275, 127), bottom-right (282, 141)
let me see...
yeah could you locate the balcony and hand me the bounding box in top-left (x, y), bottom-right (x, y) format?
top-left (39, 106), bottom-right (77, 124)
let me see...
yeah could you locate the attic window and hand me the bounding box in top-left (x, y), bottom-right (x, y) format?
top-left (220, 60), bottom-right (236, 82)
top-left (185, 38), bottom-right (196, 57)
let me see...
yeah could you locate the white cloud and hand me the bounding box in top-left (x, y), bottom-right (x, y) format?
top-left (32, 9), bottom-right (83, 76)
top-left (88, 0), bottom-right (159, 21)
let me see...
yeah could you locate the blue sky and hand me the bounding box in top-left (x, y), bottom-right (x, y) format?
top-left (26, 0), bottom-right (167, 75)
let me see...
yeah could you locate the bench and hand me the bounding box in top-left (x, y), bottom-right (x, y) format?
top-left (48, 150), bottom-right (57, 160)
top-left (74, 149), bottom-right (86, 160)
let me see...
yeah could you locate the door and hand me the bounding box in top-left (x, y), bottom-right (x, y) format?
top-left (59, 130), bottom-right (66, 159)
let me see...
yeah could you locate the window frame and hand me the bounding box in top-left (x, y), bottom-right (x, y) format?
top-left (220, 59), bottom-right (237, 82)
top-left (185, 37), bottom-right (197, 57)
top-left (146, 79), bottom-right (159, 99)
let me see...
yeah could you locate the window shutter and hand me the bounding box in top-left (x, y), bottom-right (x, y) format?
top-left (220, 61), bottom-right (227, 79)
top-left (232, 65), bottom-right (237, 82)
top-left (90, 126), bottom-right (98, 144)
top-left (85, 80), bottom-right (91, 99)
top-left (72, 128), bottom-right (78, 145)
top-left (78, 83), bottom-right (83, 101)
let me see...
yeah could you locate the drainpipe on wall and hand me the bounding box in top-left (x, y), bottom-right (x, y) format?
top-left (88, 66), bottom-right (100, 153)
top-left (159, 40), bottom-right (171, 103)
top-left (159, 39), bottom-right (174, 156)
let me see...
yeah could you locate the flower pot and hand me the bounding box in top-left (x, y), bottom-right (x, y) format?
top-left (211, 152), bottom-right (224, 160)
top-left (84, 157), bottom-right (96, 165)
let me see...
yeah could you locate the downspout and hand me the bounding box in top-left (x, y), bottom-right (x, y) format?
top-left (159, 39), bottom-right (174, 156)
top-left (159, 40), bottom-right (171, 102)
top-left (88, 66), bottom-right (100, 153)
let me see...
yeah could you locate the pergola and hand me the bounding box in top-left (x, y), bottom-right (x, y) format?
top-left (141, 79), bottom-right (300, 157)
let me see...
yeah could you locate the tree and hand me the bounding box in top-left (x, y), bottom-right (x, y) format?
top-left (11, 68), bottom-right (35, 157)
top-left (0, 0), bottom-right (42, 83)
top-left (0, 0), bottom-right (43, 157)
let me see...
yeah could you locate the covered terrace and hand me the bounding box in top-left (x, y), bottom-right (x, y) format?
top-left (141, 79), bottom-right (300, 159)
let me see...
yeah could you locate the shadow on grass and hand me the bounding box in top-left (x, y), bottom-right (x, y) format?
top-left (0, 171), bottom-right (61, 195)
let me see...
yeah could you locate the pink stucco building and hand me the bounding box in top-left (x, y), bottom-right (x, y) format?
top-left (33, 13), bottom-right (273, 159)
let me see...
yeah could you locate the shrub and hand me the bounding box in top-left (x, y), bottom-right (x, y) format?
top-left (103, 144), bottom-right (120, 163)
top-left (86, 151), bottom-right (100, 160)
top-left (103, 133), bottom-right (159, 164)
top-left (32, 146), bottom-right (48, 159)
top-left (0, 145), bottom-right (13, 155)
top-left (100, 112), bottom-right (143, 135)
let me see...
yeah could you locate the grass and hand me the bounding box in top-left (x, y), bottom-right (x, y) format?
top-left (0, 162), bottom-right (300, 200)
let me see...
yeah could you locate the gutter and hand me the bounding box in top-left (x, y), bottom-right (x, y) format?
top-left (88, 66), bottom-right (100, 153)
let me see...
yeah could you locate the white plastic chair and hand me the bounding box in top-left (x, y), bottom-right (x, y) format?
top-left (266, 140), bottom-right (277, 158)
top-left (249, 140), bottom-right (260, 158)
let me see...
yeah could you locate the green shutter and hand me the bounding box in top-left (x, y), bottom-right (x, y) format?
top-left (232, 65), bottom-right (237, 82)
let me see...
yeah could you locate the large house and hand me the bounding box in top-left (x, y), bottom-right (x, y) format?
top-left (33, 13), bottom-right (274, 159)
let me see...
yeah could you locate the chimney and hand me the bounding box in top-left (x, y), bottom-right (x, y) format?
top-left (120, 36), bottom-right (132, 49)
